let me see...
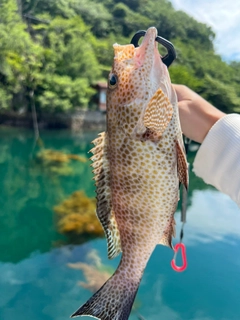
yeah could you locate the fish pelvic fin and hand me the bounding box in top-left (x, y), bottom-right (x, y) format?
top-left (142, 88), bottom-right (173, 140)
top-left (159, 216), bottom-right (176, 249)
top-left (71, 271), bottom-right (140, 320)
top-left (90, 132), bottom-right (122, 259)
top-left (176, 139), bottom-right (189, 190)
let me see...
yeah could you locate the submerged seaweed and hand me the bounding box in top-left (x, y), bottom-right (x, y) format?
top-left (54, 190), bottom-right (104, 240)
top-left (35, 148), bottom-right (87, 176)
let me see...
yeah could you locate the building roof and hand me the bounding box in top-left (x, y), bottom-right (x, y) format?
top-left (96, 82), bottom-right (108, 89)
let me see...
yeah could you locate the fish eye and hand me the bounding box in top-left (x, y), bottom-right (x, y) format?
top-left (108, 74), bottom-right (118, 88)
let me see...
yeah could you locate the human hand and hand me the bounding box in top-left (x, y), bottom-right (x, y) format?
top-left (173, 84), bottom-right (225, 143)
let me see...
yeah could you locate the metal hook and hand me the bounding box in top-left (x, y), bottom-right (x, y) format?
top-left (130, 30), bottom-right (176, 68)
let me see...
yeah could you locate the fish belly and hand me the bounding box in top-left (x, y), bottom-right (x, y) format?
top-left (110, 134), bottom-right (178, 256)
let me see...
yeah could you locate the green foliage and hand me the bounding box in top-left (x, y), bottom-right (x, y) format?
top-left (70, 0), bottom-right (112, 37)
top-left (0, 86), bottom-right (11, 109)
top-left (111, 2), bottom-right (151, 37)
top-left (0, 0), bottom-right (44, 110)
top-left (33, 16), bottom-right (100, 111)
top-left (0, 0), bottom-right (239, 114)
top-left (21, 0), bottom-right (77, 18)
top-left (201, 75), bottom-right (240, 113)
top-left (37, 75), bottom-right (95, 111)
top-left (40, 16), bottom-right (100, 80)
top-left (169, 64), bottom-right (203, 91)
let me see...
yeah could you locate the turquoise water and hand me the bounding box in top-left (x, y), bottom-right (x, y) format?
top-left (0, 126), bottom-right (240, 320)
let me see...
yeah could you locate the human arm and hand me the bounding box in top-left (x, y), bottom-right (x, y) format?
top-left (173, 84), bottom-right (240, 207)
top-left (173, 84), bottom-right (225, 143)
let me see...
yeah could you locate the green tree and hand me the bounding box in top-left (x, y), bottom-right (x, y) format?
top-left (201, 75), bottom-right (240, 113)
top-left (0, 0), bottom-right (239, 114)
top-left (33, 16), bottom-right (101, 111)
top-left (0, 0), bottom-right (44, 111)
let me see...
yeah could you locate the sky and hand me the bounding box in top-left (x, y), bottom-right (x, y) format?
top-left (169, 0), bottom-right (240, 62)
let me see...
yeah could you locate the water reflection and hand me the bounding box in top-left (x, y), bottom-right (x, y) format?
top-left (180, 189), bottom-right (240, 246)
top-left (0, 127), bottom-right (96, 262)
top-left (1, 127), bottom-right (240, 320)
top-left (1, 233), bottom-right (239, 320)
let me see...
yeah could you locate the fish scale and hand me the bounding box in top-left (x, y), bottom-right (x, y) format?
top-left (71, 26), bottom-right (188, 320)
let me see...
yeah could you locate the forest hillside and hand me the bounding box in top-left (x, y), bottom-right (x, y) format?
top-left (0, 0), bottom-right (239, 114)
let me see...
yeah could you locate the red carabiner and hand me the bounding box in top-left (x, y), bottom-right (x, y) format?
top-left (171, 243), bottom-right (187, 272)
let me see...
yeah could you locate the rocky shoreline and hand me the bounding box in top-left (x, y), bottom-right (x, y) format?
top-left (0, 110), bottom-right (106, 131)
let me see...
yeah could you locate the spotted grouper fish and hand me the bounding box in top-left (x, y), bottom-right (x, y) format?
top-left (71, 26), bottom-right (188, 320)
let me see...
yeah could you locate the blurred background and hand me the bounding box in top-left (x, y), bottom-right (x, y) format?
top-left (0, 0), bottom-right (240, 319)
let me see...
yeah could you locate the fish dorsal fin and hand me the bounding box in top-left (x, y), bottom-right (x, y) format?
top-left (176, 140), bottom-right (189, 190)
top-left (159, 216), bottom-right (176, 249)
top-left (90, 132), bottom-right (122, 259)
top-left (143, 88), bottom-right (173, 138)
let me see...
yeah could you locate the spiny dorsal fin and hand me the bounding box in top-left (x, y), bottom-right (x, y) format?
top-left (176, 139), bottom-right (189, 190)
top-left (159, 217), bottom-right (176, 249)
top-left (143, 88), bottom-right (173, 138)
top-left (90, 132), bottom-right (122, 259)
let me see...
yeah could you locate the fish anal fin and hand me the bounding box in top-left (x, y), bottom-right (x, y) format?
top-left (107, 214), bottom-right (122, 259)
top-left (159, 217), bottom-right (176, 249)
top-left (143, 88), bottom-right (173, 139)
top-left (176, 140), bottom-right (189, 190)
top-left (90, 131), bottom-right (122, 260)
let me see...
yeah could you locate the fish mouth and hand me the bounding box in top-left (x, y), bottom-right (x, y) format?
top-left (113, 27), bottom-right (158, 66)
top-left (139, 27), bottom-right (157, 52)
top-left (134, 27), bottom-right (161, 71)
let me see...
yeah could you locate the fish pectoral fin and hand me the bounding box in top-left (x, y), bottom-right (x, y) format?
top-left (143, 88), bottom-right (173, 139)
top-left (159, 217), bottom-right (176, 249)
top-left (176, 139), bottom-right (189, 190)
top-left (90, 131), bottom-right (122, 260)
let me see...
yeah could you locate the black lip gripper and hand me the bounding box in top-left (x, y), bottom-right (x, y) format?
top-left (130, 30), bottom-right (176, 68)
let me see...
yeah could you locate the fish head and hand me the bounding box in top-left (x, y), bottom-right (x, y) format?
top-left (107, 27), bottom-right (175, 136)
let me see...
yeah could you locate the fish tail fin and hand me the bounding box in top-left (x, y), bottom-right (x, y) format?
top-left (71, 271), bottom-right (140, 320)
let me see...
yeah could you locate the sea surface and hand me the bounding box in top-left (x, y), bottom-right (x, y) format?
top-left (0, 126), bottom-right (240, 320)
